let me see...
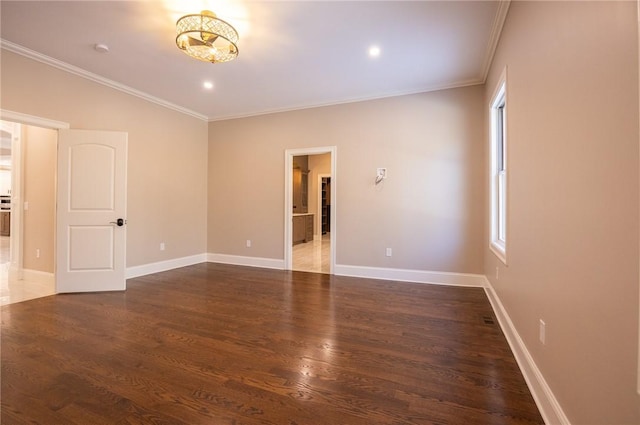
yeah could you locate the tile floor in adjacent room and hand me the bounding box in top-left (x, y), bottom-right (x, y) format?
top-left (0, 236), bottom-right (56, 306)
top-left (292, 233), bottom-right (330, 274)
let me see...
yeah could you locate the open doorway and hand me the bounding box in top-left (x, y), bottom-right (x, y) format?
top-left (284, 147), bottom-right (336, 274)
top-left (291, 154), bottom-right (331, 273)
top-left (0, 111), bottom-right (66, 305)
top-left (0, 122), bottom-right (16, 284)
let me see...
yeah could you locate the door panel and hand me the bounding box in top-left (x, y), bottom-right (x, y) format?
top-left (56, 129), bottom-right (127, 293)
top-left (69, 226), bottom-right (114, 270)
top-left (69, 144), bottom-right (116, 210)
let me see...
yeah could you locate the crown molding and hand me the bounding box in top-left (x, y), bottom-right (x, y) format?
top-left (480, 0), bottom-right (511, 83)
top-left (3, 8), bottom-right (505, 126)
top-left (207, 77), bottom-right (484, 122)
top-left (0, 109), bottom-right (69, 129)
top-left (0, 39), bottom-right (208, 122)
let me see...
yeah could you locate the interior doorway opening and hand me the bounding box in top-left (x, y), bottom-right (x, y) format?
top-left (0, 110), bottom-right (68, 305)
top-left (291, 154), bottom-right (330, 273)
top-left (284, 147), bottom-right (336, 274)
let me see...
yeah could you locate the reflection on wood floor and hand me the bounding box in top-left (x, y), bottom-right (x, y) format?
top-left (0, 236), bottom-right (56, 306)
top-left (292, 233), bottom-right (330, 274)
top-left (1, 263), bottom-right (543, 424)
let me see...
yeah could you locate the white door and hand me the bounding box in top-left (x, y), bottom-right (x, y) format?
top-left (56, 129), bottom-right (127, 293)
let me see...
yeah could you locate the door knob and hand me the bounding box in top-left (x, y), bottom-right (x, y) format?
top-left (110, 218), bottom-right (125, 226)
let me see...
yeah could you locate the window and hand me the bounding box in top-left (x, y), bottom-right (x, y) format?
top-left (490, 71), bottom-right (507, 263)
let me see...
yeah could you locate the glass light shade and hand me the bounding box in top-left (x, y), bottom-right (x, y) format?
top-left (176, 10), bottom-right (239, 63)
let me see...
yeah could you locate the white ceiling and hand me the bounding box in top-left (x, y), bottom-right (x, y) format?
top-left (0, 1), bottom-right (508, 121)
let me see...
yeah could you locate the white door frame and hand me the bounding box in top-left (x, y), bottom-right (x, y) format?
top-left (284, 146), bottom-right (336, 274)
top-left (636, 0), bottom-right (640, 395)
top-left (0, 119), bottom-right (22, 280)
top-left (0, 110), bottom-right (69, 285)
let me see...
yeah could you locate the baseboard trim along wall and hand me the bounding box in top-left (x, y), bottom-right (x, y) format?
top-left (334, 264), bottom-right (487, 287)
top-left (206, 253), bottom-right (286, 270)
top-left (484, 279), bottom-right (571, 425)
top-left (126, 254), bottom-right (207, 279)
top-left (204, 255), bottom-right (486, 287)
top-left (22, 268), bottom-right (55, 285)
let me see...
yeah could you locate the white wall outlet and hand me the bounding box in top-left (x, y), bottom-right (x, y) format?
top-left (36, 248), bottom-right (40, 259)
top-left (160, 242), bottom-right (165, 251)
top-left (246, 239), bottom-right (251, 248)
top-left (23, 201), bottom-right (28, 210)
top-left (385, 247), bottom-right (392, 257)
top-left (539, 319), bottom-right (546, 345)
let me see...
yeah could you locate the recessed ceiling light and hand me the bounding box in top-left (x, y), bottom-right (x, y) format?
top-left (368, 45), bottom-right (381, 58)
top-left (203, 81), bottom-right (214, 90)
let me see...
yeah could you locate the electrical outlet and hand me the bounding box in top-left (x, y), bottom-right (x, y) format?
top-left (23, 201), bottom-right (28, 211)
top-left (160, 242), bottom-right (165, 251)
top-left (385, 248), bottom-right (392, 257)
top-left (539, 319), bottom-right (546, 345)
top-left (246, 239), bottom-right (252, 248)
top-left (36, 249), bottom-right (40, 259)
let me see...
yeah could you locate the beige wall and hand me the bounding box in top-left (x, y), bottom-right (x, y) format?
top-left (22, 125), bottom-right (56, 273)
top-left (208, 86), bottom-right (485, 273)
top-left (0, 50), bottom-right (209, 268)
top-left (484, 2), bottom-right (639, 424)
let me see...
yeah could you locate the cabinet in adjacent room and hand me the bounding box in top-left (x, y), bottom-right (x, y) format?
top-left (0, 170), bottom-right (11, 196)
top-left (292, 156), bottom-right (309, 214)
top-left (292, 214), bottom-right (313, 245)
top-left (293, 168), bottom-right (310, 214)
top-left (0, 211), bottom-right (10, 236)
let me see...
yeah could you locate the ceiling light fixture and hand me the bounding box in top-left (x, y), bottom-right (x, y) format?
top-left (176, 10), bottom-right (239, 64)
top-left (368, 45), bottom-right (381, 58)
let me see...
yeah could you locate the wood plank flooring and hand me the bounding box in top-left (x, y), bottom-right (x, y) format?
top-left (1, 263), bottom-right (543, 424)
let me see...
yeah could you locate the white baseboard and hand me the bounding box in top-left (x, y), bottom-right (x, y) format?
top-left (22, 268), bottom-right (55, 284)
top-left (204, 256), bottom-right (485, 287)
top-left (334, 264), bottom-right (487, 287)
top-left (126, 254), bottom-right (207, 279)
top-left (484, 279), bottom-right (570, 425)
top-left (127, 254), bottom-right (484, 287)
top-left (207, 253), bottom-right (285, 270)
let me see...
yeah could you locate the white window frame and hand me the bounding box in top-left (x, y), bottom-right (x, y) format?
top-left (490, 69), bottom-right (507, 264)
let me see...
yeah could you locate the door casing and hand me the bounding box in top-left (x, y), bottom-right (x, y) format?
top-left (0, 110), bottom-right (69, 287)
top-left (284, 146), bottom-right (336, 273)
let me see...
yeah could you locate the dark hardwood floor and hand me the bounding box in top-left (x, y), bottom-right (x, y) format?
top-left (1, 263), bottom-right (543, 424)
